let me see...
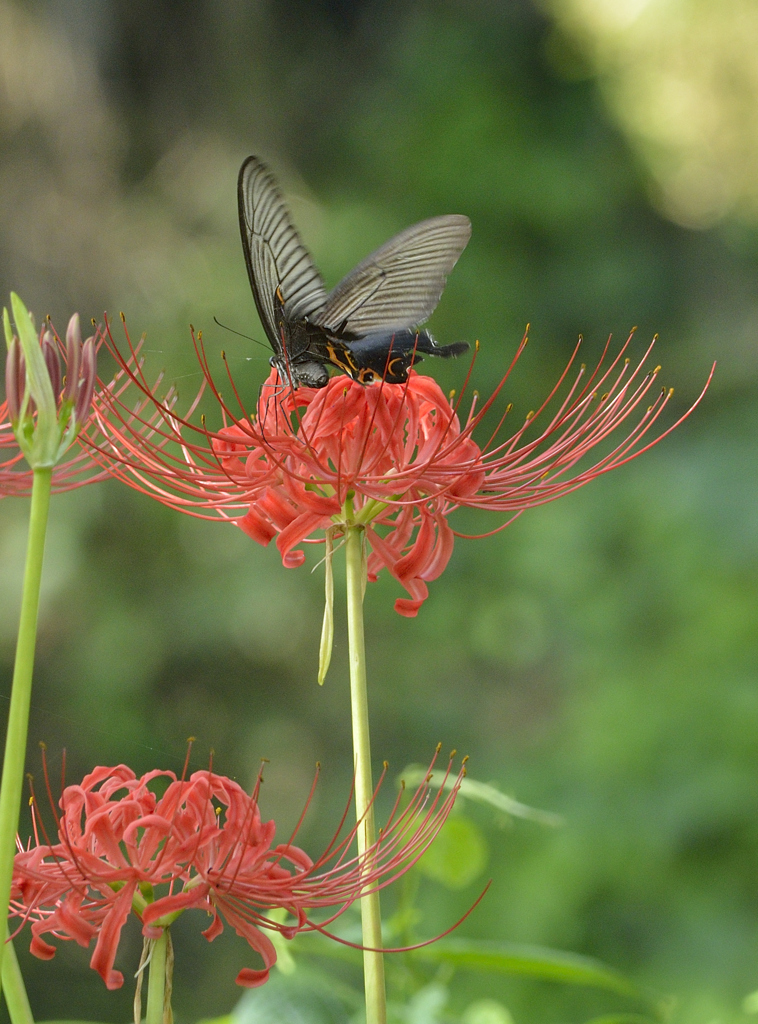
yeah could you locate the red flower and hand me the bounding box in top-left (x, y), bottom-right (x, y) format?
top-left (0, 306), bottom-right (128, 494)
top-left (11, 749), bottom-right (463, 990)
top-left (82, 322), bottom-right (713, 615)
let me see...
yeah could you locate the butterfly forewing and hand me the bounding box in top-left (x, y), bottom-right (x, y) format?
top-left (312, 214), bottom-right (471, 335)
top-left (237, 156), bottom-right (327, 350)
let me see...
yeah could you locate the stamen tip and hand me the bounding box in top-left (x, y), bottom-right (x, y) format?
top-left (119, 312), bottom-right (125, 323)
top-left (435, 742), bottom-right (442, 753)
top-left (449, 748), bottom-right (457, 759)
top-left (462, 754), bottom-right (469, 764)
top-left (654, 365), bottom-right (662, 374)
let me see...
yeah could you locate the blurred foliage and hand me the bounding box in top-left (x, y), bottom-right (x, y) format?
top-left (1, 1), bottom-right (758, 1023)
top-left (544, 0), bottom-right (758, 229)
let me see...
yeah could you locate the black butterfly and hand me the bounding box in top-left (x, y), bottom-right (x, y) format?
top-left (238, 155), bottom-right (471, 389)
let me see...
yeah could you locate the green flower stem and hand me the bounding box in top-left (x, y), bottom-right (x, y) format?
top-left (145, 931), bottom-right (169, 1024)
top-left (1, 930), bottom-right (33, 1024)
top-left (0, 467), bottom-right (52, 990)
top-left (344, 523), bottom-right (387, 1024)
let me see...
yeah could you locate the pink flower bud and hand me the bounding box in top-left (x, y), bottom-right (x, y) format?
top-left (5, 338), bottom-right (24, 422)
top-left (41, 330), bottom-right (61, 400)
top-left (63, 313), bottom-right (81, 403)
top-left (74, 337), bottom-right (97, 424)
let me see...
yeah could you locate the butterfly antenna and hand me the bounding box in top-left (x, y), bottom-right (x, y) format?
top-left (212, 316), bottom-right (269, 351)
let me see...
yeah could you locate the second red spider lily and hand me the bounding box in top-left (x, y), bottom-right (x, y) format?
top-left (11, 747), bottom-right (465, 998)
top-left (82, 321), bottom-right (713, 618)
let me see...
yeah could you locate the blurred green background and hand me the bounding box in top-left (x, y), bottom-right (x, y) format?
top-left (1, 1), bottom-right (757, 1022)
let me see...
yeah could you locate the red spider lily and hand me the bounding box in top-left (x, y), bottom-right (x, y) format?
top-left (10, 747), bottom-right (464, 990)
top-left (82, 320), bottom-right (713, 615)
top-left (0, 305), bottom-right (125, 494)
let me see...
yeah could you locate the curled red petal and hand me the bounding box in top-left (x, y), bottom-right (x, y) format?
top-left (394, 584), bottom-right (428, 617)
top-left (238, 508), bottom-right (276, 545)
top-left (88, 882), bottom-right (135, 990)
top-left (276, 512), bottom-right (328, 568)
top-left (29, 934), bottom-right (57, 960)
top-left (236, 967), bottom-right (271, 988)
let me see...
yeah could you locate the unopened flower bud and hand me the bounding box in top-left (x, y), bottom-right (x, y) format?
top-left (5, 338), bottom-right (24, 422)
top-left (41, 330), bottom-right (61, 400)
top-left (63, 313), bottom-right (81, 404)
top-left (8, 293), bottom-right (60, 467)
top-left (74, 337), bottom-right (97, 424)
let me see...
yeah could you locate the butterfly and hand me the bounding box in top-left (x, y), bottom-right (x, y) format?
top-left (238, 155), bottom-right (471, 389)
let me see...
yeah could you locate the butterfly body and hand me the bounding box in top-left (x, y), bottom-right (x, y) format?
top-left (239, 155), bottom-right (471, 389)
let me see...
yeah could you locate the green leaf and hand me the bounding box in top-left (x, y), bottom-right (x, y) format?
top-left (582, 1016), bottom-right (660, 1024)
top-left (410, 939), bottom-right (646, 1001)
top-left (461, 998), bottom-right (514, 1024)
top-left (233, 968), bottom-right (361, 1024)
top-left (400, 983), bottom-right (449, 1024)
top-left (416, 814), bottom-right (489, 889)
top-left (399, 767), bottom-right (562, 827)
top-left (287, 929), bottom-right (364, 966)
top-left (745, 990), bottom-right (758, 1015)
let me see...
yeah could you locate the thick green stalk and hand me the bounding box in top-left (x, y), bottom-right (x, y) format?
top-left (0, 467), bottom-right (52, 990)
top-left (344, 524), bottom-right (387, 1024)
top-left (145, 931), bottom-right (169, 1024)
top-left (1, 932), bottom-right (33, 1024)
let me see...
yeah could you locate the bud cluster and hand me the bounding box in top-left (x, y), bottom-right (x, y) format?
top-left (3, 294), bottom-right (97, 470)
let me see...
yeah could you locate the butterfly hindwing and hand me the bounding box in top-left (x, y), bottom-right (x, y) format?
top-left (312, 215), bottom-right (471, 336)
